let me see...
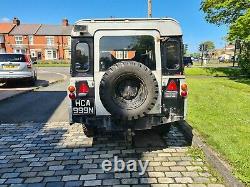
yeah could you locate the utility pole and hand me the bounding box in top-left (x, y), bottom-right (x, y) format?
top-left (148, 0), bottom-right (152, 18)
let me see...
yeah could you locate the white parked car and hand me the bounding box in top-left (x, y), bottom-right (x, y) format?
top-left (0, 53), bottom-right (37, 86)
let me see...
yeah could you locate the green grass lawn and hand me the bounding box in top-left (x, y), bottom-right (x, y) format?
top-left (187, 76), bottom-right (250, 184)
top-left (34, 60), bottom-right (70, 67)
top-left (185, 67), bottom-right (243, 77)
top-left (35, 63), bottom-right (70, 67)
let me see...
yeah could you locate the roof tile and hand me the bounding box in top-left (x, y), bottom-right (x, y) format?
top-left (36, 25), bottom-right (73, 36)
top-left (10, 24), bottom-right (41, 35)
top-left (0, 23), bottom-right (16, 34)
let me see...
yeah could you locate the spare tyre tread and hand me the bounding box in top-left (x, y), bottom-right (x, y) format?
top-left (100, 61), bottom-right (159, 120)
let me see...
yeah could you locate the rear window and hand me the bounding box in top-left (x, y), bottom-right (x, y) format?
top-left (99, 35), bottom-right (156, 71)
top-left (0, 54), bottom-right (26, 62)
top-left (75, 43), bottom-right (90, 72)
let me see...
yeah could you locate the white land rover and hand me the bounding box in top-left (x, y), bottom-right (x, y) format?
top-left (68, 18), bottom-right (188, 137)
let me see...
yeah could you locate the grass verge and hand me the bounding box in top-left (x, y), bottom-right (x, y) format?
top-left (35, 60), bottom-right (70, 67)
top-left (35, 63), bottom-right (70, 67)
top-left (187, 76), bottom-right (250, 184)
top-left (188, 147), bottom-right (224, 184)
top-left (185, 67), bottom-right (243, 77)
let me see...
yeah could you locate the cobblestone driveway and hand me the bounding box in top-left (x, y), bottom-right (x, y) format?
top-left (0, 122), bottom-right (225, 187)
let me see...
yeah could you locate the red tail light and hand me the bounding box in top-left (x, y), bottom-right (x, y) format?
top-left (181, 83), bottom-right (188, 97)
top-left (25, 55), bottom-right (32, 68)
top-left (181, 91), bottom-right (188, 97)
top-left (167, 80), bottom-right (177, 91)
top-left (69, 93), bottom-right (76, 100)
top-left (78, 82), bottom-right (89, 96)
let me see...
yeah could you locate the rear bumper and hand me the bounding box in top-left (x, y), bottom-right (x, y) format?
top-left (0, 73), bottom-right (33, 82)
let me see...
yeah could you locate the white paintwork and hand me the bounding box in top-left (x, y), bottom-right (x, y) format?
top-left (72, 18), bottom-right (182, 37)
top-left (94, 30), bottom-right (162, 116)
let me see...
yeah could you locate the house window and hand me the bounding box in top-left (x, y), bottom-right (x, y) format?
top-left (45, 49), bottom-right (57, 60)
top-left (15, 36), bottom-right (23, 44)
top-left (67, 36), bottom-right (71, 46)
top-left (0, 48), bottom-right (5, 53)
top-left (65, 50), bottom-right (71, 59)
top-left (115, 51), bottom-right (124, 59)
top-left (124, 51), bottom-right (128, 59)
top-left (30, 49), bottom-right (36, 58)
top-left (0, 35), bottom-right (4, 43)
top-left (14, 49), bottom-right (26, 54)
top-left (46, 36), bottom-right (54, 46)
top-left (28, 35), bottom-right (33, 45)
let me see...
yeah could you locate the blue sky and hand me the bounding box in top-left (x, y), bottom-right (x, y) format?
top-left (0, 0), bottom-right (228, 52)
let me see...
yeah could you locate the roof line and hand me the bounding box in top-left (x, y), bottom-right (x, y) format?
top-left (9, 24), bottom-right (16, 34)
top-left (34, 24), bottom-right (42, 35)
top-left (75, 17), bottom-right (179, 24)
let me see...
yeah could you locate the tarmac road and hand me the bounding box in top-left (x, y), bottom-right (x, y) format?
top-left (0, 67), bottom-right (70, 123)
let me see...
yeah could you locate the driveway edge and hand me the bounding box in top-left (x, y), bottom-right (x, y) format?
top-left (177, 121), bottom-right (245, 187)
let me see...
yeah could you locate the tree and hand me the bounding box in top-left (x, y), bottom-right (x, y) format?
top-left (201, 0), bottom-right (250, 76)
top-left (199, 41), bottom-right (215, 52)
top-left (189, 52), bottom-right (200, 58)
top-left (201, 0), bottom-right (249, 26)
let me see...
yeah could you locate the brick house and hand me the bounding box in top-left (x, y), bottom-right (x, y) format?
top-left (1, 18), bottom-right (73, 60)
top-left (35, 19), bottom-right (73, 60)
top-left (0, 22), bottom-right (16, 53)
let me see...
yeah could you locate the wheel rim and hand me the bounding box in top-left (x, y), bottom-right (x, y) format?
top-left (112, 74), bottom-right (148, 110)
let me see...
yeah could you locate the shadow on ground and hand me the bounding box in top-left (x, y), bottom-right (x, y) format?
top-left (0, 79), bottom-right (49, 89)
top-left (204, 67), bottom-right (242, 77)
top-left (0, 91), bottom-right (66, 123)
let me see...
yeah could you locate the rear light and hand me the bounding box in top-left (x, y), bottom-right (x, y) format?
top-left (69, 93), bottom-right (76, 100)
top-left (25, 55), bottom-right (32, 68)
top-left (68, 85), bottom-right (76, 92)
top-left (181, 91), bottom-right (188, 97)
top-left (181, 83), bottom-right (188, 97)
top-left (181, 83), bottom-right (188, 91)
top-left (167, 80), bottom-right (177, 91)
top-left (78, 82), bottom-right (89, 96)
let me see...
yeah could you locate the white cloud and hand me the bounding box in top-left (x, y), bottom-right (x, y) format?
top-left (0, 17), bottom-right (11, 23)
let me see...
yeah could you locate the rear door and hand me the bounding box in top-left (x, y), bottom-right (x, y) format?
top-left (94, 30), bottom-right (162, 116)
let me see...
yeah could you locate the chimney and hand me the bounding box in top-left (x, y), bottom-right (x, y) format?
top-left (13, 17), bottom-right (20, 26)
top-left (62, 18), bottom-right (69, 26)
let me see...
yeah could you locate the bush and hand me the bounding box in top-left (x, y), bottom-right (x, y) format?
top-left (239, 42), bottom-right (250, 77)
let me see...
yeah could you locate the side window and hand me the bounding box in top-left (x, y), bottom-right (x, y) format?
top-left (75, 43), bottom-right (89, 72)
top-left (161, 39), bottom-right (181, 74)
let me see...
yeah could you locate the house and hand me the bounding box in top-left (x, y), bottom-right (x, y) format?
top-left (7, 18), bottom-right (41, 55)
top-left (0, 21), bottom-right (16, 53)
top-left (2, 17), bottom-right (73, 60)
top-left (35, 19), bottom-right (73, 60)
top-left (212, 44), bottom-right (235, 60)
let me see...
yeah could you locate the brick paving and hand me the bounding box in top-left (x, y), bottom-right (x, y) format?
top-left (0, 122), bottom-right (225, 187)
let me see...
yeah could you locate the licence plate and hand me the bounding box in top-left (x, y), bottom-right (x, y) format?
top-left (164, 91), bottom-right (178, 98)
top-left (2, 65), bottom-right (18, 70)
top-left (72, 99), bottom-right (95, 115)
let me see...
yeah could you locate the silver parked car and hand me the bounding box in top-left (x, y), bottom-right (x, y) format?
top-left (0, 53), bottom-right (37, 86)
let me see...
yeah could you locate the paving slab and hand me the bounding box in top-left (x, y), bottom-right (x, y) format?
top-left (0, 122), bottom-right (225, 186)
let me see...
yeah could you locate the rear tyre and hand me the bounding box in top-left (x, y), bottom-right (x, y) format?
top-left (27, 77), bottom-right (36, 87)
